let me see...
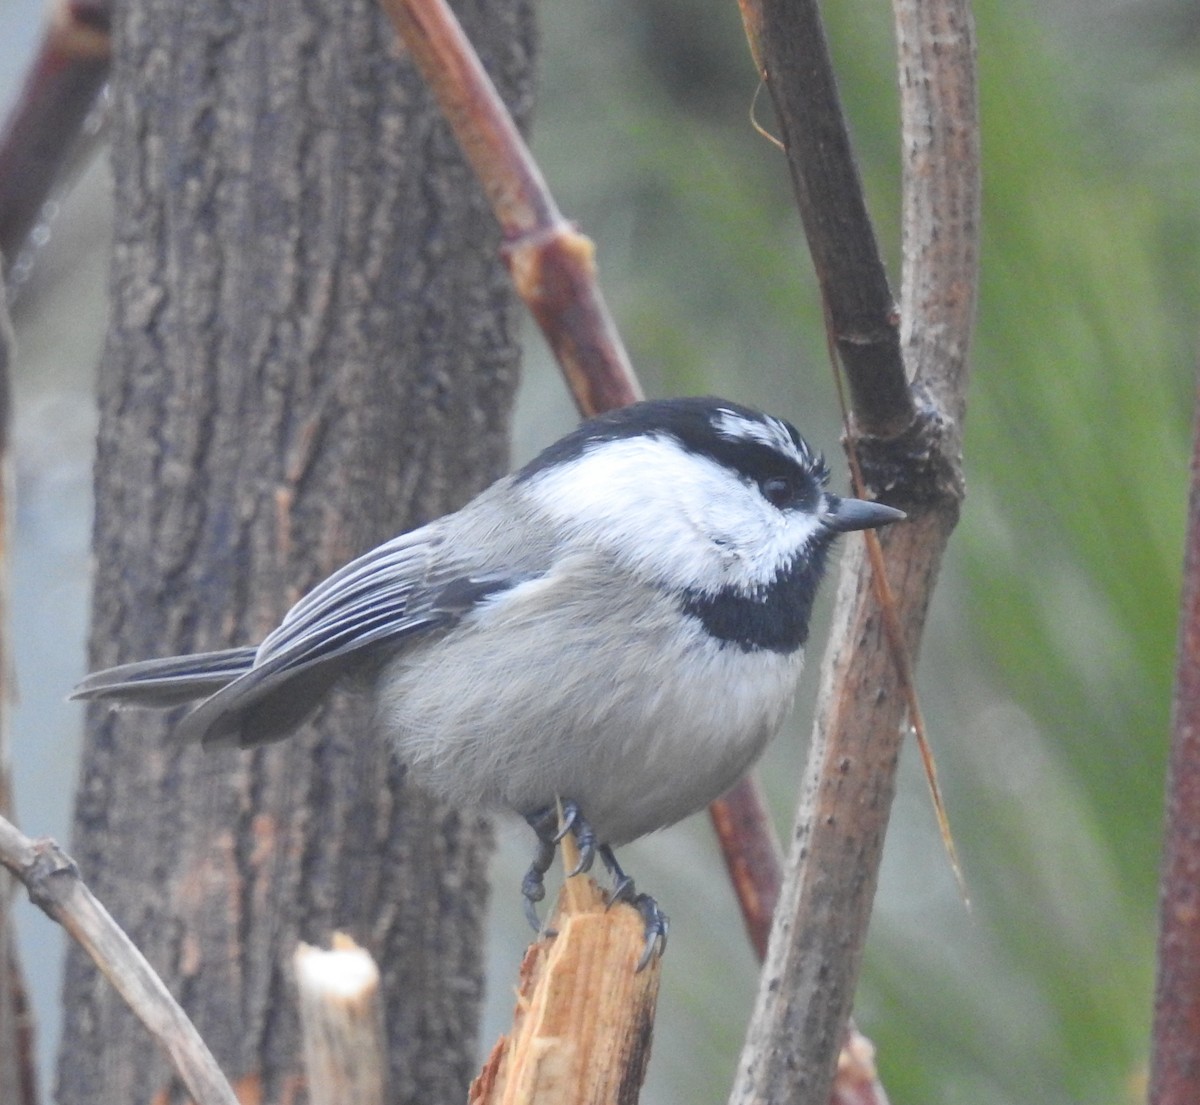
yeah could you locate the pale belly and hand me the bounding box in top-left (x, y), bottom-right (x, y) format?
top-left (374, 568), bottom-right (806, 846)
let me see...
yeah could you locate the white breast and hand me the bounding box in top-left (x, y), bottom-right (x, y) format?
top-left (373, 552), bottom-right (804, 846)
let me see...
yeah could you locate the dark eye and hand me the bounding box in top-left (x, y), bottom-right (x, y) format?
top-left (760, 475), bottom-right (796, 509)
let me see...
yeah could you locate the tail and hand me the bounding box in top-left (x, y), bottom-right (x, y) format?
top-left (72, 648), bottom-right (258, 707)
top-left (72, 646), bottom-right (347, 748)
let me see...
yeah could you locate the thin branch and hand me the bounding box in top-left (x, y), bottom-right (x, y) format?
top-left (710, 777), bottom-right (890, 1105)
top-left (707, 777), bottom-right (782, 962)
top-left (894, 0), bottom-right (979, 426)
top-left (0, 816), bottom-right (239, 1105)
top-left (830, 1025), bottom-right (890, 1105)
top-left (729, 0), bottom-right (978, 1101)
top-left (731, 519), bottom-right (955, 1105)
top-left (376, 0), bottom-right (641, 416)
top-left (737, 0), bottom-right (913, 438)
top-left (1148, 367), bottom-right (1200, 1105)
top-left (0, 0), bottom-right (111, 275)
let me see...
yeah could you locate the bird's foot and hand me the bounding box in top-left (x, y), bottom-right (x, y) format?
top-left (599, 844), bottom-right (669, 971)
top-left (520, 806), bottom-right (668, 970)
top-left (521, 799), bottom-right (596, 932)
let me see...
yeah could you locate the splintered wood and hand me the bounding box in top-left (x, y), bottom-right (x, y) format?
top-left (470, 847), bottom-right (661, 1105)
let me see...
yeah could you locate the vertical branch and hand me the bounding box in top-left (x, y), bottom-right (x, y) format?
top-left (729, 0), bottom-right (978, 1102)
top-left (1149, 368), bottom-right (1200, 1105)
top-left (894, 0), bottom-right (980, 419)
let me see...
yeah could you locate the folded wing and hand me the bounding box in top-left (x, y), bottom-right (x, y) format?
top-left (74, 525), bottom-right (524, 748)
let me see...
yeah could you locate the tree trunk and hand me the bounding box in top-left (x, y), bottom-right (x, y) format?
top-left (58, 0), bottom-right (534, 1101)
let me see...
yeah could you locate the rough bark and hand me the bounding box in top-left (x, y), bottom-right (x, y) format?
top-left (58, 0), bottom-right (534, 1101)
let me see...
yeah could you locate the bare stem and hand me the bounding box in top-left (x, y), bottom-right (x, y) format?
top-left (737, 0), bottom-right (912, 438)
top-left (376, 0), bottom-right (641, 416)
top-left (471, 843), bottom-right (660, 1104)
top-left (0, 817), bottom-right (239, 1105)
top-left (295, 935), bottom-right (386, 1105)
top-left (0, 0), bottom-right (111, 274)
top-left (729, 0), bottom-right (978, 1100)
top-left (707, 777), bottom-right (782, 962)
top-left (894, 0), bottom-right (980, 426)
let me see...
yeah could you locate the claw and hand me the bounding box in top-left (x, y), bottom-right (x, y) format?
top-left (552, 800), bottom-right (580, 842)
top-left (599, 845), bottom-right (668, 971)
top-left (523, 891), bottom-right (543, 934)
top-left (607, 871), bottom-right (635, 903)
top-left (632, 894), bottom-right (669, 971)
top-left (538, 800), bottom-right (589, 875)
top-left (521, 806), bottom-right (665, 968)
top-left (568, 824), bottom-right (596, 878)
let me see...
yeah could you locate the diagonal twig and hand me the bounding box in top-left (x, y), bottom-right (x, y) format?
top-left (736, 0), bottom-right (913, 438)
top-left (707, 775), bottom-right (782, 962)
top-left (0, 816), bottom-right (239, 1105)
top-left (0, 0), bottom-right (112, 276)
top-left (376, 0), bottom-right (641, 417)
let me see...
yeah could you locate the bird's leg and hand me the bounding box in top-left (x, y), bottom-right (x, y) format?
top-left (598, 844), bottom-right (670, 971)
top-left (520, 829), bottom-right (556, 933)
top-left (521, 809), bottom-right (668, 969)
top-left (521, 799), bottom-right (597, 932)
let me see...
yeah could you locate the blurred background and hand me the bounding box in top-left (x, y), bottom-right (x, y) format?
top-left (1, 0), bottom-right (1194, 1101)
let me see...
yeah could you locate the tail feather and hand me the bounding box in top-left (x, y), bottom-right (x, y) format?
top-left (71, 647), bottom-right (258, 708)
top-left (73, 645), bottom-right (349, 748)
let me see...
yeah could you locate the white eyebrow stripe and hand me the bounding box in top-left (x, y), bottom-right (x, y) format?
top-left (711, 408), bottom-right (801, 461)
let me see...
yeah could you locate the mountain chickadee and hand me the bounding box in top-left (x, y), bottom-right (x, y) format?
top-left (74, 396), bottom-right (904, 965)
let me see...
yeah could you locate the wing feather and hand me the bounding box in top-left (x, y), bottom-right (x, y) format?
top-left (178, 523), bottom-right (526, 746)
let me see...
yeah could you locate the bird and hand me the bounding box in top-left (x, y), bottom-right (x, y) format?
top-left (73, 396), bottom-right (904, 966)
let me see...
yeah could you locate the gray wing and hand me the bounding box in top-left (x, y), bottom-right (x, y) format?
top-left (174, 525), bottom-right (522, 746)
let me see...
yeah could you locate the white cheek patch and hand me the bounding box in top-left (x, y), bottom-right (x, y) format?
top-left (523, 436), bottom-right (752, 592)
top-left (523, 435), bottom-right (828, 594)
top-left (738, 509), bottom-right (826, 591)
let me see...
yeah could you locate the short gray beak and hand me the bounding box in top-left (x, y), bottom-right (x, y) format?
top-left (821, 495), bottom-right (906, 533)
